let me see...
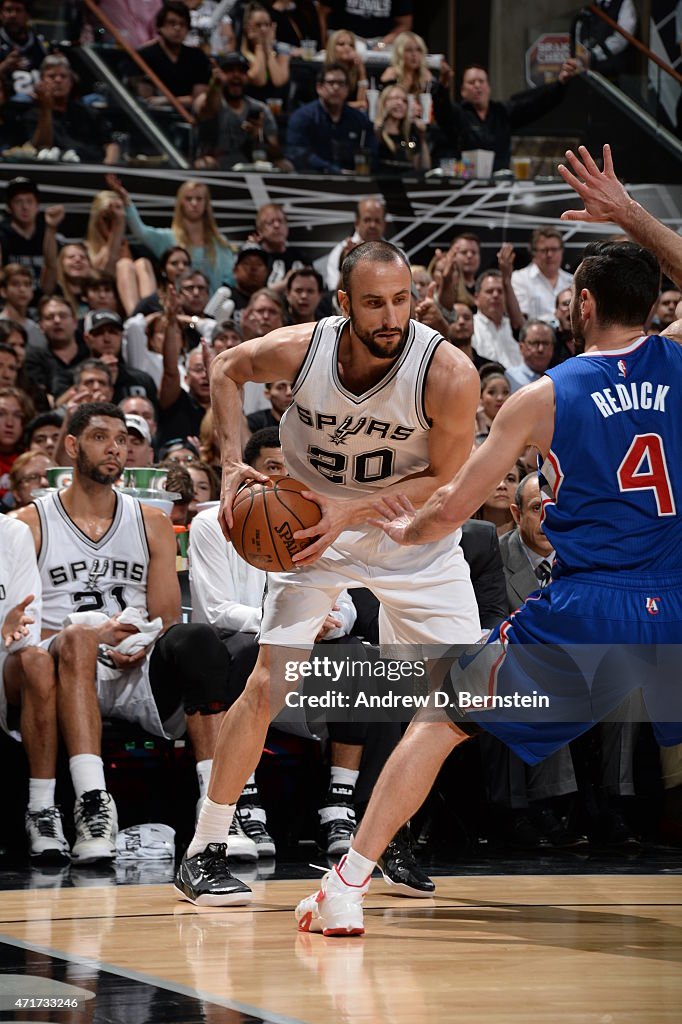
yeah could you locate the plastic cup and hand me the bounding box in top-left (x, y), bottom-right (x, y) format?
top-left (419, 92), bottom-right (432, 123)
top-left (366, 88), bottom-right (379, 121)
top-left (512, 156), bottom-right (532, 181)
top-left (300, 39), bottom-right (317, 60)
top-left (122, 467), bottom-right (168, 491)
top-left (354, 150), bottom-right (370, 175)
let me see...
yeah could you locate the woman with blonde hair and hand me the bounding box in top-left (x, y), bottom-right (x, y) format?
top-left (55, 243), bottom-right (93, 318)
top-left (239, 3), bottom-right (290, 106)
top-left (325, 29), bottom-right (368, 109)
top-left (106, 174), bottom-right (235, 294)
top-left (85, 190), bottom-right (156, 316)
top-left (380, 31), bottom-right (432, 96)
top-left (374, 84), bottom-right (430, 174)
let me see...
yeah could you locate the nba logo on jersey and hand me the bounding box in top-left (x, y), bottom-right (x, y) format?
top-left (617, 359), bottom-right (627, 378)
top-left (646, 596), bottom-right (661, 615)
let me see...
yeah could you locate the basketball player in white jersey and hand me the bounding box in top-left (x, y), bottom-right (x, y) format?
top-left (14, 402), bottom-right (248, 863)
top-left (0, 516), bottom-right (67, 860)
top-left (175, 240), bottom-right (483, 906)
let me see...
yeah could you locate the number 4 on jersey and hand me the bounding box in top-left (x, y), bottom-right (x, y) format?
top-left (617, 433), bottom-right (676, 516)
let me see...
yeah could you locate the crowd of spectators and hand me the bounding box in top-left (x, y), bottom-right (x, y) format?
top-left (1, 154), bottom-right (681, 865)
top-left (0, 0), bottom-right (591, 175)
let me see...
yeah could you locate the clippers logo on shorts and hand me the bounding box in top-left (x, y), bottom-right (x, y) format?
top-left (618, 359), bottom-right (627, 378)
top-left (646, 596), bottom-right (661, 615)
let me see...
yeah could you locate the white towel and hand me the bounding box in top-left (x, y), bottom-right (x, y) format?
top-left (62, 607), bottom-right (163, 655)
top-left (115, 823), bottom-right (175, 861)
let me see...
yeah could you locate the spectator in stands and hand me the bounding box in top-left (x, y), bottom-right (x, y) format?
top-left (380, 30), bottom-right (432, 95)
top-left (286, 63), bottom-right (377, 174)
top-left (231, 248), bottom-right (271, 316)
top-left (0, 385), bottom-right (32, 497)
top-left (241, 286), bottom-right (286, 339)
top-left (161, 437), bottom-right (202, 464)
top-left (23, 55), bottom-right (120, 164)
top-left (137, 0), bottom-right (211, 110)
top-left (475, 457), bottom-right (525, 537)
top-left (286, 267), bottom-right (324, 324)
top-left (239, 2), bottom-right (290, 106)
top-left (246, 379), bottom-right (291, 433)
top-left (119, 394), bottom-right (157, 440)
top-left (475, 369), bottom-right (510, 444)
top-left (25, 410), bottom-right (61, 460)
top-left (0, 0), bottom-right (49, 98)
top-left (549, 287), bottom-right (576, 366)
top-left (60, 359), bottom-right (114, 412)
top-left (374, 83), bottom-right (430, 175)
top-left (505, 319), bottom-right (556, 393)
top-left (648, 288), bottom-right (682, 332)
top-left (85, 191), bottom-right (156, 318)
top-left (325, 29), bottom-right (368, 108)
top-left (80, 309), bottom-right (158, 407)
top-left (0, 67), bottom-right (53, 152)
top-left (0, 177), bottom-right (63, 295)
top-left (28, 296), bottom-right (89, 400)
top-left (319, 0), bottom-right (413, 47)
top-left (425, 248), bottom-right (473, 313)
top-left (81, 272), bottom-right (122, 325)
top-left (433, 60), bottom-right (580, 172)
top-left (8, 447), bottom-right (52, 509)
top-left (132, 245), bottom-right (190, 317)
top-left (56, 243), bottom-right (94, 319)
top-left (158, 343), bottom-right (211, 448)
top-left (0, 341), bottom-right (17, 388)
top-left (473, 267), bottom-right (524, 368)
top-left (0, 263), bottom-right (46, 349)
top-left (187, 459), bottom-right (220, 514)
top-left (108, 175), bottom-right (235, 294)
top-left (210, 318), bottom-right (243, 353)
top-left (574, 0), bottom-right (637, 80)
top-left (195, 52), bottom-right (291, 171)
top-left (449, 232), bottom-right (481, 296)
top-left (250, 203), bottom-right (309, 289)
top-left (124, 412), bottom-right (155, 467)
top-left (270, 0), bottom-right (322, 51)
top-left (447, 301), bottom-right (485, 368)
top-left (0, 321), bottom-right (25, 371)
top-left (323, 197), bottom-right (386, 291)
top-left (511, 228), bottom-right (573, 322)
top-left (410, 264), bottom-right (432, 301)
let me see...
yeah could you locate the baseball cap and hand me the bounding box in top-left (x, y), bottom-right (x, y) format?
top-left (217, 52), bottom-right (249, 72)
top-left (235, 246), bottom-right (269, 267)
top-left (84, 309), bottom-right (123, 333)
top-left (6, 177), bottom-right (40, 203)
top-left (125, 414), bottom-right (152, 444)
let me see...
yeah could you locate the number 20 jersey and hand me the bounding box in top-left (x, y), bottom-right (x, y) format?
top-left (541, 334), bottom-right (682, 574)
top-left (34, 490), bottom-right (150, 633)
top-left (280, 316), bottom-right (443, 500)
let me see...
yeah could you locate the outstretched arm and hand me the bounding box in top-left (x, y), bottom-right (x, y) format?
top-left (558, 144), bottom-right (682, 290)
top-left (374, 378), bottom-right (555, 545)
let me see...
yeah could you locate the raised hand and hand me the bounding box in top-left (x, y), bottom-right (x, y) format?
top-left (497, 242), bottom-right (516, 279)
top-left (44, 205), bottom-right (65, 229)
top-left (558, 144), bottom-right (631, 225)
top-left (104, 172), bottom-right (130, 207)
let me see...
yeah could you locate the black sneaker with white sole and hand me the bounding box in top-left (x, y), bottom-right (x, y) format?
top-left (174, 843), bottom-right (254, 907)
top-left (378, 825), bottom-right (436, 898)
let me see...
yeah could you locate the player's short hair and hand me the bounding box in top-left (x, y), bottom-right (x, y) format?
top-left (68, 401), bottom-right (126, 438)
top-left (243, 427), bottom-right (281, 466)
top-left (341, 240), bottom-right (410, 294)
top-left (575, 241), bottom-right (660, 328)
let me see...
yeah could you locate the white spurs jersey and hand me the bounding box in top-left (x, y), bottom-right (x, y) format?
top-left (34, 491), bottom-right (150, 633)
top-left (281, 316), bottom-right (443, 499)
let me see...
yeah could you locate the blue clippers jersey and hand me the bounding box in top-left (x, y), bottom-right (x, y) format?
top-left (541, 335), bottom-right (682, 574)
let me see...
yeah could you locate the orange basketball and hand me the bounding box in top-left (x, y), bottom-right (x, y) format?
top-left (230, 477), bottom-right (322, 571)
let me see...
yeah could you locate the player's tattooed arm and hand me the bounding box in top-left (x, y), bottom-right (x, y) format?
top-left (559, 144), bottom-right (682, 291)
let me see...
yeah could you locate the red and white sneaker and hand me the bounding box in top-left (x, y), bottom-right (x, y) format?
top-left (295, 863), bottom-right (369, 937)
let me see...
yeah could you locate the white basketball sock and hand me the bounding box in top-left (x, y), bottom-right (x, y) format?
top-left (329, 766), bottom-right (359, 789)
top-left (69, 754), bottom-right (106, 799)
top-left (196, 759), bottom-right (212, 800)
top-left (187, 796), bottom-right (236, 858)
top-left (28, 778), bottom-right (56, 813)
top-left (337, 846), bottom-right (375, 887)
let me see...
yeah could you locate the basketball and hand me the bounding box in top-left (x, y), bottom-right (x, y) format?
top-left (230, 477), bottom-right (322, 571)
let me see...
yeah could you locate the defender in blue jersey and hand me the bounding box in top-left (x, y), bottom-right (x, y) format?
top-left (294, 144), bottom-right (682, 937)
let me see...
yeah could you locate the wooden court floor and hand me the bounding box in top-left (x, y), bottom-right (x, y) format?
top-left (1, 874), bottom-right (681, 1023)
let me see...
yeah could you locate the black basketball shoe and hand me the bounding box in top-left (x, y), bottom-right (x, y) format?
top-left (378, 825), bottom-right (436, 898)
top-left (174, 843), bottom-right (254, 906)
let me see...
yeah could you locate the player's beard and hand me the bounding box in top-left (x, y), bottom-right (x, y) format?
top-left (76, 447), bottom-right (122, 486)
top-left (349, 307), bottom-right (410, 360)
